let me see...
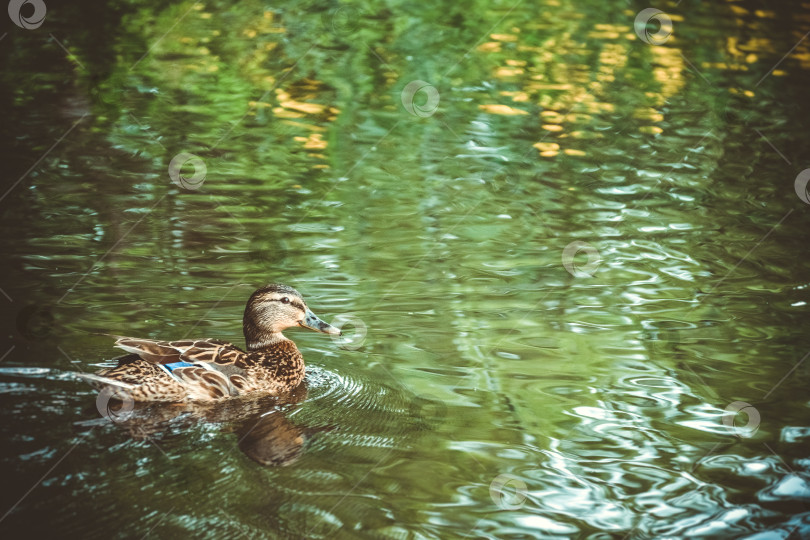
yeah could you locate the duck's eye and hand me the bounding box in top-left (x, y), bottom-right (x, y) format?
top-left (281, 297), bottom-right (291, 304)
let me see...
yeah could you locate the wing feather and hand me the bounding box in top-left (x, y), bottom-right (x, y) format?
top-left (114, 337), bottom-right (245, 366)
top-left (105, 336), bottom-right (255, 401)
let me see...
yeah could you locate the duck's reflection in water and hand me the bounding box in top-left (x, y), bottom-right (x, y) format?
top-left (237, 407), bottom-right (312, 466)
top-left (95, 382), bottom-right (330, 466)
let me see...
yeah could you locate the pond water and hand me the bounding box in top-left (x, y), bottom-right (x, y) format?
top-left (1, 0), bottom-right (810, 538)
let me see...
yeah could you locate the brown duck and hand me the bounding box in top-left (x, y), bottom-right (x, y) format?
top-left (84, 284), bottom-right (340, 402)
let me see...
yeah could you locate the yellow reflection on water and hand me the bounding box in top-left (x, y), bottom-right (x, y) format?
top-left (473, 14), bottom-right (692, 157)
top-left (478, 104), bottom-right (529, 115)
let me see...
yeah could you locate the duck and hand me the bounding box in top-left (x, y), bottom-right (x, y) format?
top-left (83, 284), bottom-right (340, 402)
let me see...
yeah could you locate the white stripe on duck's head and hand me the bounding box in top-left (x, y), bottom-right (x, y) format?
top-left (243, 283), bottom-right (340, 350)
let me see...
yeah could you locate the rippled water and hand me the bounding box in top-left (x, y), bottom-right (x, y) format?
top-left (2, 0), bottom-right (810, 538)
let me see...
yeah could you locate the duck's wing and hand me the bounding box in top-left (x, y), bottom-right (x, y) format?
top-left (114, 337), bottom-right (245, 365)
top-left (111, 337), bottom-right (254, 399)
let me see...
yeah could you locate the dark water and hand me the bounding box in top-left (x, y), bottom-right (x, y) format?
top-left (1, 0), bottom-right (810, 538)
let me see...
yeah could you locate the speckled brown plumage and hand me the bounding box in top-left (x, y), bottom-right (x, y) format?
top-left (85, 284), bottom-right (340, 403)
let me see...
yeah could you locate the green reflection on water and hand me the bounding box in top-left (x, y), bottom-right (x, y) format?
top-left (1, 0), bottom-right (810, 538)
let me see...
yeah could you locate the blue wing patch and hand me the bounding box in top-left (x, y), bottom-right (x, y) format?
top-left (163, 361), bottom-right (196, 372)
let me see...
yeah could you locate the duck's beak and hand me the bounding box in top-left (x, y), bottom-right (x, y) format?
top-left (299, 308), bottom-right (341, 335)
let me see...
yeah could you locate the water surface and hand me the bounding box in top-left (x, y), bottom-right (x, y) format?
top-left (1, 0), bottom-right (810, 538)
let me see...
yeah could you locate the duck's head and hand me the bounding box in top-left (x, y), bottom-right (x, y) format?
top-left (243, 284), bottom-right (340, 350)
